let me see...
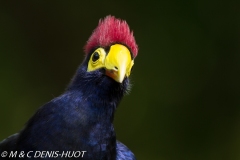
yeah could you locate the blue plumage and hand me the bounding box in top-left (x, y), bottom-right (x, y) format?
top-left (0, 15), bottom-right (137, 160)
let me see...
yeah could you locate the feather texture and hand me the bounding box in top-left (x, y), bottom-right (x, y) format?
top-left (84, 15), bottom-right (138, 58)
top-left (0, 15), bottom-right (137, 160)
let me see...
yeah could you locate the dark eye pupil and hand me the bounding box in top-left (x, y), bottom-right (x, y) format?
top-left (92, 52), bottom-right (99, 62)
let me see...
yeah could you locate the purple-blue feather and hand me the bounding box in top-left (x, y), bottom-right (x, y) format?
top-left (0, 53), bottom-right (135, 160)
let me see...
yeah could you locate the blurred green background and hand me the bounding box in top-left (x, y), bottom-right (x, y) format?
top-left (0, 1), bottom-right (240, 159)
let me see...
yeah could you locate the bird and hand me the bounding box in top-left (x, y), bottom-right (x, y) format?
top-left (0, 15), bottom-right (138, 160)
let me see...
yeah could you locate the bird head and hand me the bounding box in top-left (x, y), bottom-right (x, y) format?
top-left (84, 15), bottom-right (138, 83)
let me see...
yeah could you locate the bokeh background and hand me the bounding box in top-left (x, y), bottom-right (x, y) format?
top-left (0, 1), bottom-right (240, 159)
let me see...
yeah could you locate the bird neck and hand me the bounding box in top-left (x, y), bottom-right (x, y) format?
top-left (63, 69), bottom-right (130, 159)
top-left (66, 65), bottom-right (130, 123)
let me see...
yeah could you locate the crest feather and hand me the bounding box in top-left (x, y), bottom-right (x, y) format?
top-left (84, 15), bottom-right (138, 58)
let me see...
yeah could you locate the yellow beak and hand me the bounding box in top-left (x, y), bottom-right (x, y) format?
top-left (104, 44), bottom-right (134, 83)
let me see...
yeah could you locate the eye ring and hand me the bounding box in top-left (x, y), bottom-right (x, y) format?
top-left (92, 52), bottom-right (100, 62)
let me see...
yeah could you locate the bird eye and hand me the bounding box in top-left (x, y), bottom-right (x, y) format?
top-left (92, 52), bottom-right (100, 62)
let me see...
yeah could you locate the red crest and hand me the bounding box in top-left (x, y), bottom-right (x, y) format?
top-left (84, 15), bottom-right (138, 58)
